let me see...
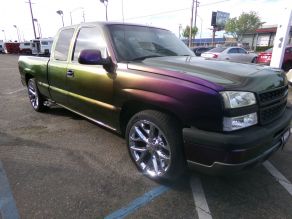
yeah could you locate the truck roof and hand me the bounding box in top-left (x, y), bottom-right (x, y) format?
top-left (59, 21), bottom-right (170, 32)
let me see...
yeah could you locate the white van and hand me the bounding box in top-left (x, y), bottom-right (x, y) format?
top-left (20, 42), bottom-right (33, 54)
top-left (31, 38), bottom-right (54, 56)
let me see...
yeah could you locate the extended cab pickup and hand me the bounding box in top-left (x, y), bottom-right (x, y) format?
top-left (19, 22), bottom-right (292, 180)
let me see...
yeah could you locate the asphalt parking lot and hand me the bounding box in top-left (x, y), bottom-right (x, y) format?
top-left (1, 54), bottom-right (292, 219)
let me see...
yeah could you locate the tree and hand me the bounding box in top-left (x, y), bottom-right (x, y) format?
top-left (224, 11), bottom-right (264, 41)
top-left (182, 25), bottom-right (198, 39)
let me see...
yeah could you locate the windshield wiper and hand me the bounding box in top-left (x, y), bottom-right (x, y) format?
top-left (130, 55), bottom-right (162, 61)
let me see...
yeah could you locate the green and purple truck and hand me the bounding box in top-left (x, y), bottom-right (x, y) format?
top-left (18, 22), bottom-right (292, 180)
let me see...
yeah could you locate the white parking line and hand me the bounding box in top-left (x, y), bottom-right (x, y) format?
top-left (190, 175), bottom-right (213, 219)
top-left (263, 161), bottom-right (292, 196)
top-left (0, 161), bottom-right (20, 219)
top-left (5, 88), bottom-right (25, 95)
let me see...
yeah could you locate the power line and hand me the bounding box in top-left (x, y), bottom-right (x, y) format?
top-left (200, 0), bottom-right (231, 7)
top-left (125, 8), bottom-right (190, 20)
top-left (125, 0), bottom-right (231, 21)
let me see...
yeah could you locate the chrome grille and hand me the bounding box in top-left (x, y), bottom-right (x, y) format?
top-left (258, 86), bottom-right (288, 125)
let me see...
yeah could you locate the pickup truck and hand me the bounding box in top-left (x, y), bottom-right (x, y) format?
top-left (19, 22), bottom-right (292, 181)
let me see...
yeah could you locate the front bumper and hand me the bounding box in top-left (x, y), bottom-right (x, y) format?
top-left (183, 108), bottom-right (292, 175)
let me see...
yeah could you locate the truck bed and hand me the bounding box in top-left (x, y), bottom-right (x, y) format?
top-left (18, 56), bottom-right (50, 97)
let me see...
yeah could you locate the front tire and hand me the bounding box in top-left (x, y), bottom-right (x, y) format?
top-left (283, 61), bottom-right (292, 72)
top-left (126, 110), bottom-right (185, 181)
top-left (27, 78), bottom-right (46, 112)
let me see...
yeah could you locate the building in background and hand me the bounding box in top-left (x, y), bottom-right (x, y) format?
top-left (241, 25), bottom-right (292, 51)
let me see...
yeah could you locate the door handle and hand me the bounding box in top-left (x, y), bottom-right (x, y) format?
top-left (66, 69), bottom-right (74, 77)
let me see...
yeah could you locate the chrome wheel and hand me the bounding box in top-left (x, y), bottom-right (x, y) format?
top-left (129, 120), bottom-right (171, 177)
top-left (28, 79), bottom-right (39, 109)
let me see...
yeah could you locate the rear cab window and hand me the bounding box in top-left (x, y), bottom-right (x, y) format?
top-left (54, 28), bottom-right (75, 61)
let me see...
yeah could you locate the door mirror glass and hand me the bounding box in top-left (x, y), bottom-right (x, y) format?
top-left (78, 49), bottom-right (110, 65)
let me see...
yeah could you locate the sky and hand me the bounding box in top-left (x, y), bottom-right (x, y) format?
top-left (0, 0), bottom-right (290, 42)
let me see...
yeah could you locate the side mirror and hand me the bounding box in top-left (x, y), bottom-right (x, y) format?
top-left (78, 49), bottom-right (110, 65)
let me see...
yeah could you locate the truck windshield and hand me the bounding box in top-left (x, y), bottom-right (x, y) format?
top-left (108, 24), bottom-right (193, 62)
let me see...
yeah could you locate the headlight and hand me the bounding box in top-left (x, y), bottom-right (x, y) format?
top-left (223, 113), bottom-right (258, 131)
top-left (220, 91), bottom-right (256, 109)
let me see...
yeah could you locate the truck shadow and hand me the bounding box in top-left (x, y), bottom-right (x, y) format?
top-left (44, 105), bottom-right (122, 137)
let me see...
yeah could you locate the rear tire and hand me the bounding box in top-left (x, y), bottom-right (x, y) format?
top-left (27, 78), bottom-right (47, 112)
top-left (126, 110), bottom-right (185, 181)
top-left (252, 57), bottom-right (257, 63)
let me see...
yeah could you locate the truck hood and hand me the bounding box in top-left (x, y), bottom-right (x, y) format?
top-left (127, 56), bottom-right (287, 92)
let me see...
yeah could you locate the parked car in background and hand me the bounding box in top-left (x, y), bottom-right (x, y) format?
top-left (201, 47), bottom-right (257, 63)
top-left (20, 42), bottom-right (32, 55)
top-left (257, 46), bottom-right (292, 71)
top-left (192, 46), bottom-right (214, 56)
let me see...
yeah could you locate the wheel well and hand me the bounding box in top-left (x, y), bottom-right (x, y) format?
top-left (282, 60), bottom-right (292, 71)
top-left (119, 100), bottom-right (183, 136)
top-left (25, 74), bottom-right (33, 85)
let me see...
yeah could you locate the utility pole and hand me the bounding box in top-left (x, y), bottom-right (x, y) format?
top-left (188, 0), bottom-right (199, 47)
top-left (193, 0), bottom-right (199, 42)
top-left (188, 0), bottom-right (194, 47)
top-left (26, 0), bottom-right (37, 39)
top-left (212, 27), bottom-right (216, 46)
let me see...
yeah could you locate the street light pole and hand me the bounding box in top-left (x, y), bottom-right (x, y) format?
top-left (38, 23), bottom-right (42, 38)
top-left (13, 25), bottom-right (21, 42)
top-left (2, 30), bottom-right (6, 41)
top-left (70, 11), bottom-right (73, 25)
top-left (100, 0), bottom-right (108, 21)
top-left (56, 10), bottom-right (65, 27)
top-left (82, 11), bottom-right (85, 22)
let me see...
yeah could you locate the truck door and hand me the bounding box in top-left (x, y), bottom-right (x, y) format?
top-left (48, 28), bottom-right (75, 106)
top-left (66, 26), bottom-right (115, 127)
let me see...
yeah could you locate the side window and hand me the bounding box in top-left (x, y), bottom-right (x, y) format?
top-left (228, 48), bottom-right (238, 54)
top-left (238, 48), bottom-right (247, 54)
top-left (54, 28), bottom-right (75, 61)
top-left (73, 27), bottom-right (107, 61)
